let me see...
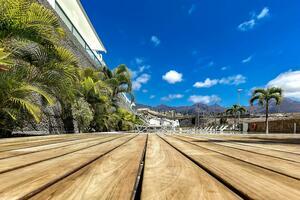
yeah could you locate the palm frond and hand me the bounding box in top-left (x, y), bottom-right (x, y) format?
top-left (269, 93), bottom-right (282, 105)
top-left (252, 88), bottom-right (267, 96)
top-left (250, 95), bottom-right (261, 106)
top-left (9, 97), bottom-right (41, 122)
top-left (268, 87), bottom-right (282, 95)
top-left (0, 48), bottom-right (12, 71)
top-left (18, 84), bottom-right (55, 105)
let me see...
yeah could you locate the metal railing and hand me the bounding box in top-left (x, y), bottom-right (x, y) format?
top-left (54, 1), bottom-right (103, 67)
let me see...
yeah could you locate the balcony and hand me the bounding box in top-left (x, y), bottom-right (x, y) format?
top-left (54, 1), bottom-right (104, 67)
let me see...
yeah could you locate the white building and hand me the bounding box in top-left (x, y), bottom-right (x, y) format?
top-left (138, 108), bottom-right (180, 128)
top-left (43, 0), bottom-right (134, 111)
top-left (44, 0), bottom-right (106, 67)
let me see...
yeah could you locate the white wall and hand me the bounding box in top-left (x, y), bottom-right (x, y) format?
top-left (149, 118), bottom-right (161, 126)
top-left (46, 0), bottom-right (56, 8)
top-left (52, 0), bottom-right (106, 52)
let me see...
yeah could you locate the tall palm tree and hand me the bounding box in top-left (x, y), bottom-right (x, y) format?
top-left (104, 64), bottom-right (134, 106)
top-left (250, 87), bottom-right (282, 134)
top-left (226, 104), bottom-right (247, 129)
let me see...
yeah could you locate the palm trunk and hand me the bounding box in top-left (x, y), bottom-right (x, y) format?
top-left (265, 102), bottom-right (269, 134)
top-left (234, 113), bottom-right (237, 130)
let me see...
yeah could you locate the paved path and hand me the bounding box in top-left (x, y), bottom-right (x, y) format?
top-left (0, 133), bottom-right (299, 199)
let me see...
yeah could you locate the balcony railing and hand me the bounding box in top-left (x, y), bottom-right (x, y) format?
top-left (55, 1), bottom-right (103, 67)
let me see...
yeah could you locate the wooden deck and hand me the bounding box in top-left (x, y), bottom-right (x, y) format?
top-left (0, 133), bottom-right (299, 199)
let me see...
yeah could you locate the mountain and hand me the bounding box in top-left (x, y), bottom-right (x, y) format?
top-left (136, 98), bottom-right (300, 114)
top-left (250, 98), bottom-right (300, 113)
top-left (136, 103), bottom-right (226, 114)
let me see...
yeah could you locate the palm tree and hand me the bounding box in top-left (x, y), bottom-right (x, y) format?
top-left (0, 0), bottom-right (81, 134)
top-left (226, 104), bottom-right (247, 130)
top-left (250, 87), bottom-right (282, 134)
top-left (0, 0), bottom-right (64, 46)
top-left (0, 0), bottom-right (138, 134)
top-left (78, 67), bottom-right (115, 131)
top-left (0, 67), bottom-right (55, 135)
top-left (103, 64), bottom-right (134, 107)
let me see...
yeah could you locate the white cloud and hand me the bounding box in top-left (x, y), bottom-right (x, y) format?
top-left (142, 89), bottom-right (148, 93)
top-left (132, 73), bottom-right (151, 91)
top-left (242, 56), bottom-right (252, 63)
top-left (238, 7), bottom-right (270, 31)
top-left (238, 19), bottom-right (256, 31)
top-left (188, 4), bottom-right (196, 15)
top-left (161, 94), bottom-right (184, 101)
top-left (130, 64), bottom-right (150, 79)
top-left (138, 65), bottom-right (150, 73)
top-left (221, 66), bottom-right (228, 70)
top-left (257, 7), bottom-right (270, 19)
top-left (129, 69), bottom-right (138, 79)
top-left (188, 95), bottom-right (221, 104)
top-left (193, 74), bottom-right (246, 88)
top-left (150, 95), bottom-right (156, 99)
top-left (162, 70), bottom-right (183, 84)
top-left (208, 61), bottom-right (214, 67)
top-left (219, 74), bottom-right (246, 85)
top-left (135, 57), bottom-right (144, 64)
top-left (267, 70), bottom-right (300, 100)
top-left (193, 78), bottom-right (218, 88)
top-left (150, 35), bottom-right (160, 46)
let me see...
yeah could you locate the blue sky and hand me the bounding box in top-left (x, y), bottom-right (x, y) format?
top-left (81, 0), bottom-right (300, 107)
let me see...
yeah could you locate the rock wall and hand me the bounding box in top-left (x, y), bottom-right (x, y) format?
top-left (16, 0), bottom-right (103, 134)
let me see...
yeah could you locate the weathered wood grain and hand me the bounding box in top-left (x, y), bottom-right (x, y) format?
top-left (190, 134), bottom-right (300, 154)
top-left (181, 135), bottom-right (300, 163)
top-left (0, 134), bottom-right (136, 200)
top-left (30, 135), bottom-right (147, 200)
top-left (161, 135), bottom-right (300, 200)
top-left (0, 135), bottom-right (123, 173)
top-left (174, 135), bottom-right (300, 179)
top-left (141, 135), bottom-right (240, 200)
top-left (0, 135), bottom-right (117, 160)
top-left (0, 136), bottom-right (86, 152)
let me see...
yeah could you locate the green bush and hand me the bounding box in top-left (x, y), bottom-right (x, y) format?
top-left (71, 98), bottom-right (94, 133)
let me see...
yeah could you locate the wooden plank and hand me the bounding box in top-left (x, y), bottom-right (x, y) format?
top-left (0, 135), bottom-right (117, 160)
top-left (0, 135), bottom-right (123, 173)
top-left (0, 134), bottom-right (113, 150)
top-left (161, 135), bottom-right (300, 200)
top-left (233, 141), bottom-right (300, 154)
top-left (192, 134), bottom-right (300, 154)
top-left (0, 136), bottom-right (88, 152)
top-left (30, 135), bottom-right (147, 200)
top-left (141, 135), bottom-right (240, 200)
top-left (181, 135), bottom-right (300, 163)
top-left (174, 135), bottom-right (300, 179)
top-left (0, 134), bottom-right (136, 200)
top-left (0, 134), bottom-right (74, 145)
top-left (0, 134), bottom-right (87, 146)
top-left (196, 134), bottom-right (300, 140)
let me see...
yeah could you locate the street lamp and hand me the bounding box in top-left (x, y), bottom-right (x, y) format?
top-left (237, 89), bottom-right (243, 105)
top-left (237, 89), bottom-right (243, 131)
